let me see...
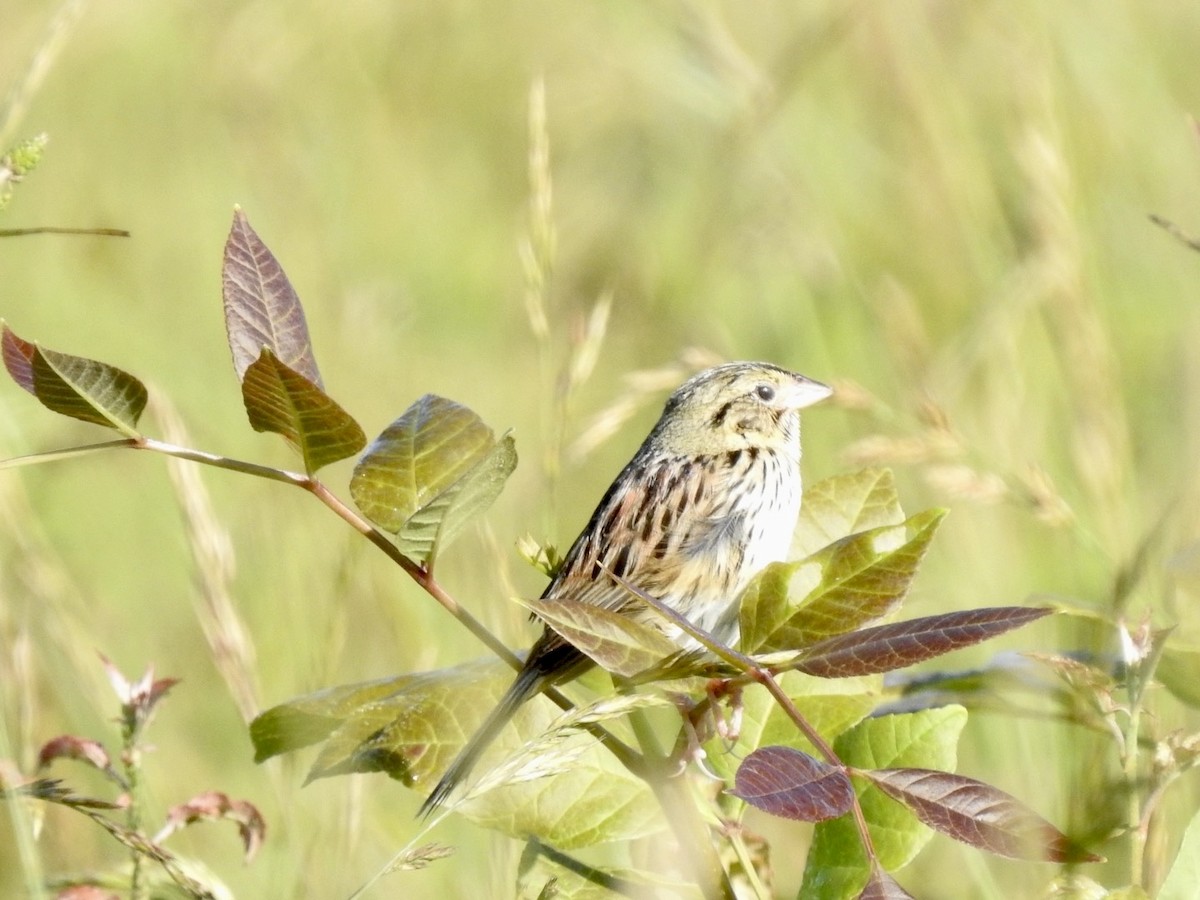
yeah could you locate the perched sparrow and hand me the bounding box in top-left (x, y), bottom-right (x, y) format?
top-left (419, 361), bottom-right (832, 816)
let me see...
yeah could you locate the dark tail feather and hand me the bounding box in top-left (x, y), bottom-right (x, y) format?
top-left (418, 663), bottom-right (549, 818)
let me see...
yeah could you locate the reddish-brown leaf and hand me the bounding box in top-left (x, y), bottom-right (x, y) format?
top-left (732, 746), bottom-right (855, 822)
top-left (863, 768), bottom-right (1100, 862)
top-left (36, 736), bottom-right (112, 774)
top-left (858, 867), bottom-right (915, 899)
top-left (1, 323), bottom-right (36, 392)
top-left (154, 790), bottom-right (266, 862)
top-left (100, 656), bottom-right (179, 734)
top-left (222, 208), bottom-right (322, 387)
top-left (791, 607), bottom-right (1053, 678)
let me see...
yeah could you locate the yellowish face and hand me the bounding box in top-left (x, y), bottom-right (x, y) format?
top-left (653, 362), bottom-right (832, 457)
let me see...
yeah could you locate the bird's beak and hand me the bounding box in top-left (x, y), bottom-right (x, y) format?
top-left (786, 375), bottom-right (834, 410)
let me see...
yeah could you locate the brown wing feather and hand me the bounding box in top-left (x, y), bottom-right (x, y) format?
top-left (530, 452), bottom-right (716, 646)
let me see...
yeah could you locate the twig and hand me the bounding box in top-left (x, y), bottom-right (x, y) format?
top-left (1149, 213), bottom-right (1200, 253)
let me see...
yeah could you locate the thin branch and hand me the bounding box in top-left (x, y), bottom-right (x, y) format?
top-left (608, 571), bottom-right (880, 865)
top-left (0, 227), bottom-right (130, 237)
top-left (1149, 213), bottom-right (1200, 253)
top-left (0, 439), bottom-right (137, 468)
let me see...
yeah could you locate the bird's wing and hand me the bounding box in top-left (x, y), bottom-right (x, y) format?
top-left (542, 451), bottom-right (723, 614)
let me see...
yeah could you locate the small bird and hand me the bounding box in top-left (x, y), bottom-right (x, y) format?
top-left (419, 361), bottom-right (832, 816)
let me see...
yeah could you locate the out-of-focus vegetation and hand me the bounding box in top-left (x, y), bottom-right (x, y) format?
top-left (3, 1), bottom-right (1200, 897)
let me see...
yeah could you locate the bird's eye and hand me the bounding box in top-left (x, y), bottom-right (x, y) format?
top-left (754, 384), bottom-right (775, 401)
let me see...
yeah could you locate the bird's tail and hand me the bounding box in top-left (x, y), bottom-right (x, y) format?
top-left (418, 662), bottom-right (549, 818)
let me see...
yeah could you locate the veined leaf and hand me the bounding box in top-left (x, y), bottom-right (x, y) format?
top-left (858, 867), bottom-right (916, 899)
top-left (733, 746), bottom-right (855, 822)
top-left (794, 468), bottom-right (905, 558)
top-left (800, 706), bottom-right (967, 898)
top-left (458, 724), bottom-right (663, 849)
top-left (251, 660), bottom-right (506, 779)
top-left (786, 607), bottom-right (1053, 679)
top-left (350, 395), bottom-right (516, 565)
top-left (2, 323), bottom-right (36, 391)
top-left (520, 596), bottom-right (679, 678)
top-left (863, 768), bottom-right (1099, 863)
top-left (250, 669), bottom-right (474, 764)
top-left (739, 559), bottom-right (816, 655)
top-left (251, 659), bottom-right (662, 848)
top-left (2, 324), bottom-right (147, 437)
top-left (702, 671), bottom-right (879, 786)
top-left (222, 207), bottom-right (322, 386)
top-left (241, 348), bottom-right (365, 474)
top-left (766, 509), bottom-right (947, 652)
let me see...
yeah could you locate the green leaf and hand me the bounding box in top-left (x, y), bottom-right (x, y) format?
top-left (240, 347), bottom-right (366, 474)
top-left (520, 596), bottom-right (680, 679)
top-left (250, 670), bottom-right (474, 763)
top-left (428, 686), bottom-right (664, 847)
top-left (253, 659), bottom-right (663, 848)
top-left (461, 733), bottom-right (663, 849)
top-left (739, 560), bottom-right (817, 655)
top-left (799, 706), bottom-right (967, 899)
top-left (1159, 807), bottom-right (1200, 900)
top-left (222, 207), bottom-right (322, 386)
top-left (703, 671), bottom-right (879, 786)
top-left (1, 324), bottom-right (147, 437)
top-left (251, 659), bottom-right (511, 780)
top-left (1156, 644), bottom-right (1200, 710)
top-left (517, 844), bottom-right (701, 900)
top-left (794, 468), bottom-right (905, 558)
top-left (350, 395), bottom-right (517, 564)
top-left (769, 509), bottom-right (947, 652)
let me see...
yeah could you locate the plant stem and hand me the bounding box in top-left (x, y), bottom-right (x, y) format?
top-left (5, 436), bottom-right (668, 872)
top-left (128, 438), bottom-right (524, 669)
top-left (122, 718), bottom-right (145, 899)
top-left (614, 573), bottom-right (880, 864)
top-left (1125, 705), bottom-right (1143, 887)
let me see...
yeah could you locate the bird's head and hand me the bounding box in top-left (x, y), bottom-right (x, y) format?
top-left (652, 362), bottom-right (832, 456)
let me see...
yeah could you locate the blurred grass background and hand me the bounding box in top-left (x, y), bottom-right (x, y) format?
top-left (3, 0), bottom-right (1200, 896)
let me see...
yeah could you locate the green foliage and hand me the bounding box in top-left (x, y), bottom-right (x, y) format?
top-left (0, 659), bottom-right (262, 900)
top-left (520, 594), bottom-right (680, 678)
top-left (240, 347), bottom-right (366, 473)
top-left (3, 208), bottom-right (1074, 898)
top-left (800, 708), bottom-right (967, 898)
top-left (5, 2), bottom-right (1200, 896)
top-left (739, 503), bottom-right (945, 653)
top-left (1159, 810), bottom-right (1200, 900)
top-left (350, 395), bottom-right (518, 565)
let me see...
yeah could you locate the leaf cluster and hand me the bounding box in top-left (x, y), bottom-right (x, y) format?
top-left (2, 211), bottom-right (1089, 898)
top-left (1, 658), bottom-right (263, 899)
